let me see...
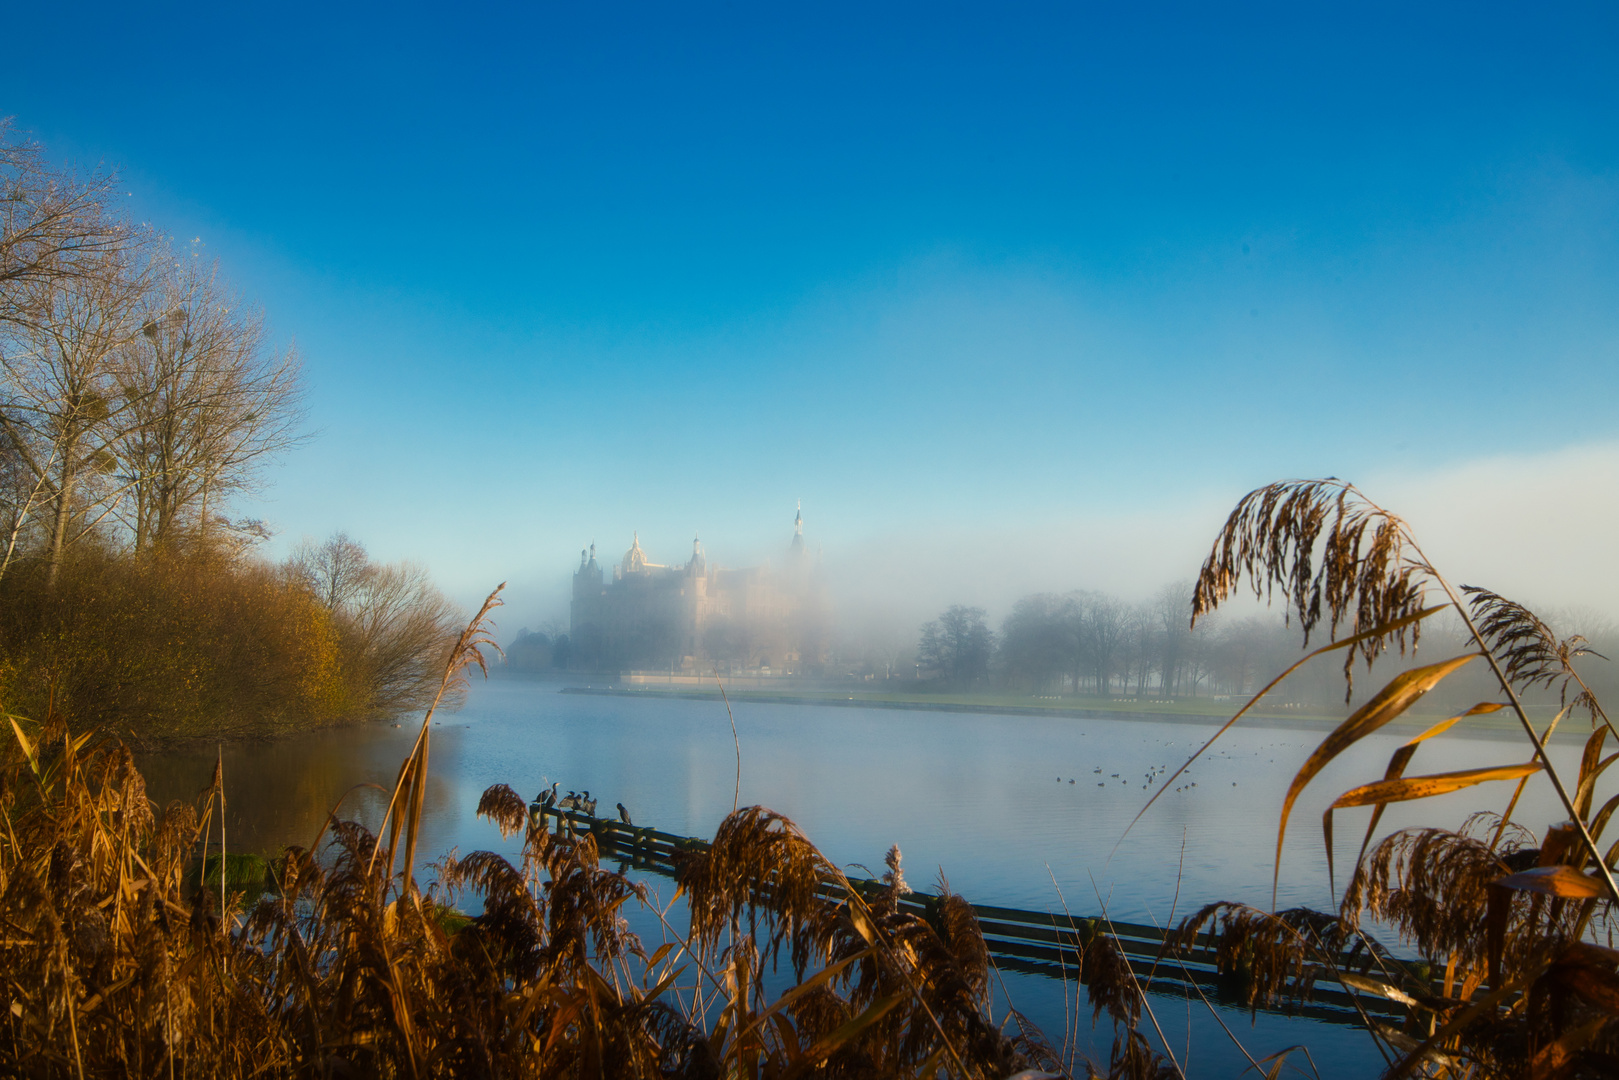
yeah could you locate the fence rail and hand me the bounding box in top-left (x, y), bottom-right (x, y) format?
top-left (538, 806), bottom-right (1407, 1028)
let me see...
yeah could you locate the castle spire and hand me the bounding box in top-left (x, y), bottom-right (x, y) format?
top-left (788, 500), bottom-right (806, 559)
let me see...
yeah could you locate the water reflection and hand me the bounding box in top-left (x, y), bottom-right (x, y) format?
top-left (136, 676), bottom-right (1585, 1080)
top-left (138, 723), bottom-right (453, 856)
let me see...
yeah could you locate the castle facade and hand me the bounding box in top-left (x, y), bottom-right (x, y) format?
top-left (568, 507), bottom-right (829, 674)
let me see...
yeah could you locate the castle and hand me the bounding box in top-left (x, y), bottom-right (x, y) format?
top-left (568, 506), bottom-right (830, 674)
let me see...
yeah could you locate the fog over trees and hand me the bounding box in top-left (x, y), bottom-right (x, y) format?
top-left (917, 583), bottom-right (1238, 698)
top-left (917, 605), bottom-right (994, 688)
top-left (903, 582), bottom-right (1619, 711)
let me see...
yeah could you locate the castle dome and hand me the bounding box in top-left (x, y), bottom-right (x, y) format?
top-left (622, 532), bottom-right (648, 574)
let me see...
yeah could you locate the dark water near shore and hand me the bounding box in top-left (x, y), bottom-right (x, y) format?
top-left (139, 676), bottom-right (1583, 1077)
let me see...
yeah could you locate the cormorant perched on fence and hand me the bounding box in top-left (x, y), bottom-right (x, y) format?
top-left (529, 784), bottom-right (558, 830)
top-left (559, 791), bottom-right (578, 811)
top-left (617, 802), bottom-right (632, 825)
top-left (580, 792), bottom-right (597, 816)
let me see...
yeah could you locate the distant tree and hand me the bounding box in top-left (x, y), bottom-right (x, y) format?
top-left (1082, 593), bottom-right (1127, 696)
top-left (290, 532), bottom-right (370, 611)
top-left (504, 628), bottom-right (553, 671)
top-left (918, 605), bottom-right (993, 689)
top-left (1154, 581), bottom-right (1195, 698)
top-left (997, 593), bottom-right (1075, 693)
top-left (288, 533), bottom-right (462, 715)
top-left (1123, 601), bottom-right (1153, 696)
top-left (702, 618), bottom-right (749, 665)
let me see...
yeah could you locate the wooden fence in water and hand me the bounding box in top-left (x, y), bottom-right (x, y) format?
top-left (539, 806), bottom-right (1408, 1029)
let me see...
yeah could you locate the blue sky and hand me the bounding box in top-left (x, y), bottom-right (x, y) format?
top-left (4, 2), bottom-right (1617, 630)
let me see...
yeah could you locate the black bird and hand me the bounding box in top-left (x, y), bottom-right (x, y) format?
top-left (617, 802), bottom-right (632, 825)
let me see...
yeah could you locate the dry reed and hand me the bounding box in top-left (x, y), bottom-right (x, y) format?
top-left (3, 585), bottom-right (1135, 1079)
top-left (1153, 479), bottom-right (1619, 1078)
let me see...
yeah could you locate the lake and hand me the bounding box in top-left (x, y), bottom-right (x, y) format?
top-left (139, 676), bottom-right (1586, 1077)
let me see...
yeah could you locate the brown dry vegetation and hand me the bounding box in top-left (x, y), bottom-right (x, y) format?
top-left (0, 535), bottom-right (462, 742)
top-left (1154, 480), bottom-right (1619, 1079)
top-left (1, 586), bottom-right (1189, 1080)
top-left (11, 477), bottom-right (1619, 1079)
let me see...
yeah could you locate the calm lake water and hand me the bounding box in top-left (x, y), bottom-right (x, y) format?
top-left (140, 676), bottom-right (1584, 1078)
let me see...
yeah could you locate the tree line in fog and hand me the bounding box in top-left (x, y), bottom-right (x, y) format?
top-left (916, 583), bottom-right (1255, 698)
top-left (912, 583), bottom-right (1619, 708)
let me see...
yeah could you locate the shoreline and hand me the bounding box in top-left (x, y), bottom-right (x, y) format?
top-left (557, 684), bottom-right (1583, 740)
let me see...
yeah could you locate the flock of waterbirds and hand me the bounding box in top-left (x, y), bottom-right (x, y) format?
top-left (520, 739), bottom-right (1296, 850)
top-left (526, 744), bottom-right (1273, 842)
top-left (1050, 763), bottom-right (1201, 792)
top-left (527, 781), bottom-right (636, 826)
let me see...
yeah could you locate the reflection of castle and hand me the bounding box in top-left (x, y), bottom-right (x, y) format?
top-left (569, 506), bottom-right (830, 674)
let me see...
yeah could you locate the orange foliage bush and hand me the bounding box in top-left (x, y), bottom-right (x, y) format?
top-left (0, 543), bottom-right (358, 740)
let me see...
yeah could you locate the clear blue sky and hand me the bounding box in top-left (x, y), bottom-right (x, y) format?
top-left (5, 2), bottom-right (1617, 629)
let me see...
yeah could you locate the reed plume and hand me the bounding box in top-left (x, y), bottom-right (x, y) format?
top-left (1156, 478), bottom-right (1619, 1078)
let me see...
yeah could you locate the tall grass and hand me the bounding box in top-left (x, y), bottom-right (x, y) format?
top-left (17, 477), bottom-right (1609, 1077)
top-left (1151, 480), bottom-right (1619, 1078)
top-left (4, 585), bottom-right (1152, 1079)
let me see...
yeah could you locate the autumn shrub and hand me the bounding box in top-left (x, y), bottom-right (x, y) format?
top-left (0, 542), bottom-right (356, 740)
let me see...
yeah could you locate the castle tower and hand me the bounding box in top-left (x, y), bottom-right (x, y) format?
top-left (787, 500), bottom-right (806, 561)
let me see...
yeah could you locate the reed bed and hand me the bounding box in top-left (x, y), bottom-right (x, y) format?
top-left (2, 586), bottom-right (1163, 1080)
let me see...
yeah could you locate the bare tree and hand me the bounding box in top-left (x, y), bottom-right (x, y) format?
top-left (345, 561), bottom-right (462, 713)
top-left (114, 246), bottom-right (304, 550)
top-left (0, 122), bottom-right (150, 583)
top-left (918, 605), bottom-right (993, 688)
top-left (290, 532), bottom-right (373, 611)
top-left (998, 593), bottom-right (1075, 693)
top-left (0, 242), bottom-right (150, 585)
top-left (1154, 580), bottom-right (1195, 698)
top-left (290, 533), bottom-right (463, 715)
top-left (0, 119), bottom-right (133, 330)
top-left (1081, 591), bottom-right (1127, 696)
